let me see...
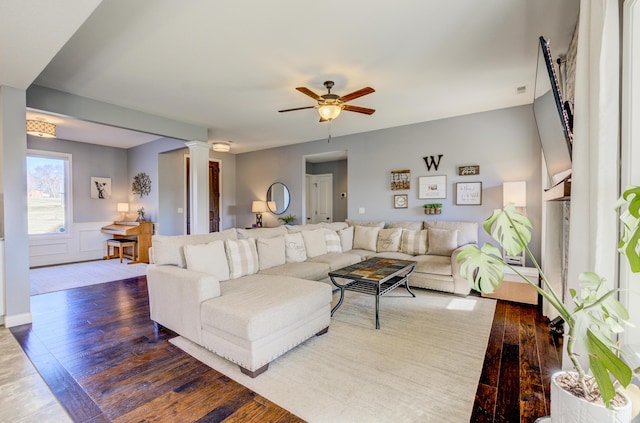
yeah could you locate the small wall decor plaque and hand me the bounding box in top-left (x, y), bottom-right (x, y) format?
top-left (390, 169), bottom-right (411, 190)
top-left (423, 154), bottom-right (443, 171)
top-left (132, 172), bottom-right (152, 197)
top-left (394, 194), bottom-right (408, 208)
top-left (456, 182), bottom-right (482, 205)
top-left (90, 177), bottom-right (111, 199)
top-left (458, 165), bottom-right (480, 176)
top-left (418, 175), bottom-right (447, 199)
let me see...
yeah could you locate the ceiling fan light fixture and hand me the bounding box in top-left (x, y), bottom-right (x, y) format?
top-left (26, 120), bottom-right (56, 138)
top-left (317, 104), bottom-right (342, 121)
top-left (211, 142), bottom-right (231, 152)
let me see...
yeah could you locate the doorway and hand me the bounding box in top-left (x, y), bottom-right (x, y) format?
top-left (306, 173), bottom-right (333, 224)
top-left (304, 150), bottom-right (348, 224)
top-left (185, 158), bottom-right (220, 234)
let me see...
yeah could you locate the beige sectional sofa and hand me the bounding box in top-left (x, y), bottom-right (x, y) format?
top-left (146, 219), bottom-right (477, 376)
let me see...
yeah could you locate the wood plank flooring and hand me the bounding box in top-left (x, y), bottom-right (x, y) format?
top-left (11, 277), bottom-right (562, 422)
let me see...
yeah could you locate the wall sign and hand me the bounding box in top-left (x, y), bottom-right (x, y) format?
top-left (457, 165), bottom-right (480, 176)
top-left (456, 182), bottom-right (482, 205)
top-left (423, 154), bottom-right (443, 171)
top-left (390, 169), bottom-right (411, 190)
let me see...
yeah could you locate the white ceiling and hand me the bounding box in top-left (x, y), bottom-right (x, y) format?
top-left (5, 1), bottom-right (580, 153)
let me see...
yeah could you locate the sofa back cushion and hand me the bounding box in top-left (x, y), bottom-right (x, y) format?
top-left (286, 223), bottom-right (324, 233)
top-left (256, 236), bottom-right (286, 271)
top-left (386, 221), bottom-right (423, 231)
top-left (376, 228), bottom-right (402, 252)
top-left (424, 220), bottom-right (478, 246)
top-left (427, 228), bottom-right (459, 256)
top-left (152, 228), bottom-right (238, 268)
top-left (284, 232), bottom-right (307, 263)
top-left (400, 229), bottom-right (428, 255)
top-left (321, 221), bottom-right (349, 231)
top-left (346, 219), bottom-right (385, 229)
top-left (301, 229), bottom-right (328, 258)
top-left (353, 226), bottom-right (380, 251)
top-left (225, 238), bottom-right (260, 278)
top-left (236, 226), bottom-right (287, 240)
top-left (324, 229), bottom-right (342, 253)
top-left (183, 240), bottom-right (230, 281)
top-left (338, 226), bottom-right (354, 252)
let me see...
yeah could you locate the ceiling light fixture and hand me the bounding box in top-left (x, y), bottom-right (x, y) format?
top-left (317, 104), bottom-right (342, 121)
top-left (211, 142), bottom-right (231, 152)
top-left (26, 120), bottom-right (56, 138)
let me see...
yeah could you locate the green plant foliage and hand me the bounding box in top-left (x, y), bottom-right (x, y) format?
top-left (616, 185), bottom-right (640, 272)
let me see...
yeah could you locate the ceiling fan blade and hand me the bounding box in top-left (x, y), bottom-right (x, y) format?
top-left (339, 87), bottom-right (375, 103)
top-left (278, 106), bottom-right (316, 113)
top-left (343, 105), bottom-right (376, 115)
top-left (296, 87), bottom-right (322, 101)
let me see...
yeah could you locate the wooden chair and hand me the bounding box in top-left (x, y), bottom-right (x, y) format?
top-left (105, 239), bottom-right (137, 263)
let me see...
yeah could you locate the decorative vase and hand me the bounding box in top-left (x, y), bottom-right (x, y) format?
top-left (550, 371), bottom-right (632, 423)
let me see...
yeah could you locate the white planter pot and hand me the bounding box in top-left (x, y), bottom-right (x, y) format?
top-left (550, 371), bottom-right (632, 422)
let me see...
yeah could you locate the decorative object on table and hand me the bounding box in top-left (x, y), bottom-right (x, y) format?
top-left (252, 201), bottom-right (267, 227)
top-left (423, 203), bottom-right (442, 214)
top-left (457, 165), bottom-right (480, 176)
top-left (117, 203), bottom-right (129, 221)
top-left (90, 177), bottom-right (111, 199)
top-left (394, 194), bottom-right (408, 209)
top-left (455, 182), bottom-right (482, 205)
top-left (279, 214), bottom-right (296, 225)
top-left (502, 181), bottom-right (527, 265)
top-left (458, 185), bottom-right (640, 421)
top-left (418, 175), bottom-right (446, 199)
top-left (422, 154), bottom-right (443, 171)
top-left (136, 207), bottom-right (145, 222)
top-left (131, 172), bottom-right (151, 198)
top-left (390, 170), bottom-right (411, 190)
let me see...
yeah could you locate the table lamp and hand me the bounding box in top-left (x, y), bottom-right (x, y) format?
top-left (252, 201), bottom-right (267, 227)
top-left (117, 203), bottom-right (129, 221)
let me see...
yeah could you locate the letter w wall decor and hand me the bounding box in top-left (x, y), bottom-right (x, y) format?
top-left (423, 154), bottom-right (443, 171)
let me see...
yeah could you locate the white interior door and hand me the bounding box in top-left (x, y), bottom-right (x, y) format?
top-left (306, 173), bottom-right (333, 224)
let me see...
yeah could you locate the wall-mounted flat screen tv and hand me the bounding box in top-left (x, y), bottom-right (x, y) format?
top-left (534, 36), bottom-right (573, 182)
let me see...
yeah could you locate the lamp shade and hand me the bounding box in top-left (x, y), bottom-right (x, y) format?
top-left (117, 203), bottom-right (129, 213)
top-left (503, 181), bottom-right (527, 207)
top-left (212, 142), bottom-right (230, 152)
top-left (317, 104), bottom-right (342, 121)
top-left (252, 201), bottom-right (267, 213)
top-left (26, 120), bottom-right (56, 138)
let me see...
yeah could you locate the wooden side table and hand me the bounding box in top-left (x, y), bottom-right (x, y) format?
top-left (481, 266), bottom-right (539, 305)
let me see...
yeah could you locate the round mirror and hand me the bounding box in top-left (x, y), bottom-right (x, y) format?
top-left (266, 182), bottom-right (290, 215)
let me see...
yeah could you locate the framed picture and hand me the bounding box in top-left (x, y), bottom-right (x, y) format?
top-left (457, 165), bottom-right (480, 176)
top-left (456, 182), bottom-right (482, 205)
top-left (394, 194), bottom-right (408, 208)
top-left (390, 169), bottom-right (411, 190)
top-left (90, 177), bottom-right (111, 199)
top-left (418, 175), bottom-right (446, 199)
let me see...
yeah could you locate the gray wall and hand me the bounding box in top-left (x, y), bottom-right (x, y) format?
top-left (307, 160), bottom-right (348, 222)
top-left (236, 104), bottom-right (543, 263)
top-left (27, 136), bottom-right (130, 222)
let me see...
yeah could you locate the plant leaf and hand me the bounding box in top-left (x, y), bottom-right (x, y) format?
top-left (484, 204), bottom-right (532, 257)
top-left (457, 243), bottom-right (505, 293)
top-left (586, 329), bottom-right (632, 407)
top-left (616, 185), bottom-right (640, 272)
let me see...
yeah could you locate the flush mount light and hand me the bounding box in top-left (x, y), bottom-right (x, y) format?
top-left (26, 120), bottom-right (56, 138)
top-left (211, 142), bottom-right (231, 152)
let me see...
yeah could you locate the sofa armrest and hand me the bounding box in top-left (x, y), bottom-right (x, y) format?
top-left (450, 245), bottom-right (474, 296)
top-left (146, 264), bottom-right (220, 345)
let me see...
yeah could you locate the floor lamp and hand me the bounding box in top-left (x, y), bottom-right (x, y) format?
top-left (502, 181), bottom-right (527, 266)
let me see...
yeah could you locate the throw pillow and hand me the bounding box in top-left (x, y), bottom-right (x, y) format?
top-left (301, 228), bottom-right (328, 258)
top-left (376, 228), bottom-right (402, 252)
top-left (338, 226), bottom-right (354, 252)
top-left (284, 232), bottom-right (307, 263)
top-left (151, 234), bottom-right (188, 267)
top-left (225, 238), bottom-right (259, 279)
top-left (427, 228), bottom-right (459, 256)
top-left (324, 229), bottom-right (342, 253)
top-left (183, 240), bottom-right (230, 281)
top-left (353, 225), bottom-right (380, 251)
top-left (400, 229), bottom-right (428, 255)
top-left (256, 236), bottom-right (286, 271)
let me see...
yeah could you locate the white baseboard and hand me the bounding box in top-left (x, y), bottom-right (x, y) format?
top-left (5, 312), bottom-right (32, 327)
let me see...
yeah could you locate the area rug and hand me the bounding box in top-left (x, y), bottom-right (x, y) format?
top-left (30, 259), bottom-right (148, 295)
top-left (170, 289), bottom-right (496, 423)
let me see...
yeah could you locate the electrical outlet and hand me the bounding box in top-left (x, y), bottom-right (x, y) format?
top-left (177, 208), bottom-right (183, 213)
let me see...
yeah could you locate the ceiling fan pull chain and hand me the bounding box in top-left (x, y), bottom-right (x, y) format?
top-left (327, 120), bottom-right (332, 143)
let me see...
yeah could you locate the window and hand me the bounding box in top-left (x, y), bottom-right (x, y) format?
top-left (26, 150), bottom-right (72, 236)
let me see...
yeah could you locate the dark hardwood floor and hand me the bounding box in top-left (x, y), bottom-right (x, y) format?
top-left (11, 277), bottom-right (562, 422)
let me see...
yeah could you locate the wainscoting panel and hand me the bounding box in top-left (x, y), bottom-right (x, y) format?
top-left (29, 221), bottom-right (112, 267)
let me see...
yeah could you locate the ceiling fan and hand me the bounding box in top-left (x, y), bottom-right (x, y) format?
top-left (279, 81), bottom-right (375, 122)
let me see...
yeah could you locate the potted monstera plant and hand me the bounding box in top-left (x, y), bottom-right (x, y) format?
top-left (458, 185), bottom-right (640, 422)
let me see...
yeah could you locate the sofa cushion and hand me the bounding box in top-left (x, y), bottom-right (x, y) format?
top-left (259, 261), bottom-right (330, 280)
top-left (346, 249), bottom-right (372, 260)
top-left (286, 223), bottom-right (324, 233)
top-left (338, 226), bottom-right (354, 252)
top-left (256, 236), bottom-right (286, 271)
top-left (424, 220), bottom-right (478, 246)
top-left (353, 226), bottom-right (380, 251)
top-left (324, 229), bottom-right (342, 253)
top-left (427, 228), bottom-right (459, 256)
top-left (183, 240), bottom-right (230, 281)
top-left (320, 222), bottom-right (349, 231)
top-left (366, 251), bottom-right (414, 261)
top-left (301, 229), bottom-right (328, 258)
top-left (307, 252), bottom-right (361, 271)
top-left (225, 238), bottom-right (260, 278)
top-left (284, 232), bottom-right (307, 263)
top-left (237, 226), bottom-right (287, 240)
top-left (400, 229), bottom-right (428, 255)
top-left (345, 219), bottom-right (385, 229)
top-left (376, 228), bottom-right (402, 252)
top-left (152, 228), bottom-right (238, 268)
top-left (413, 254), bottom-right (453, 276)
top-left (202, 275), bottom-right (332, 341)
top-left (386, 221), bottom-right (423, 231)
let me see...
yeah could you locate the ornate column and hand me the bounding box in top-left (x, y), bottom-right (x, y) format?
top-left (185, 141), bottom-right (211, 234)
